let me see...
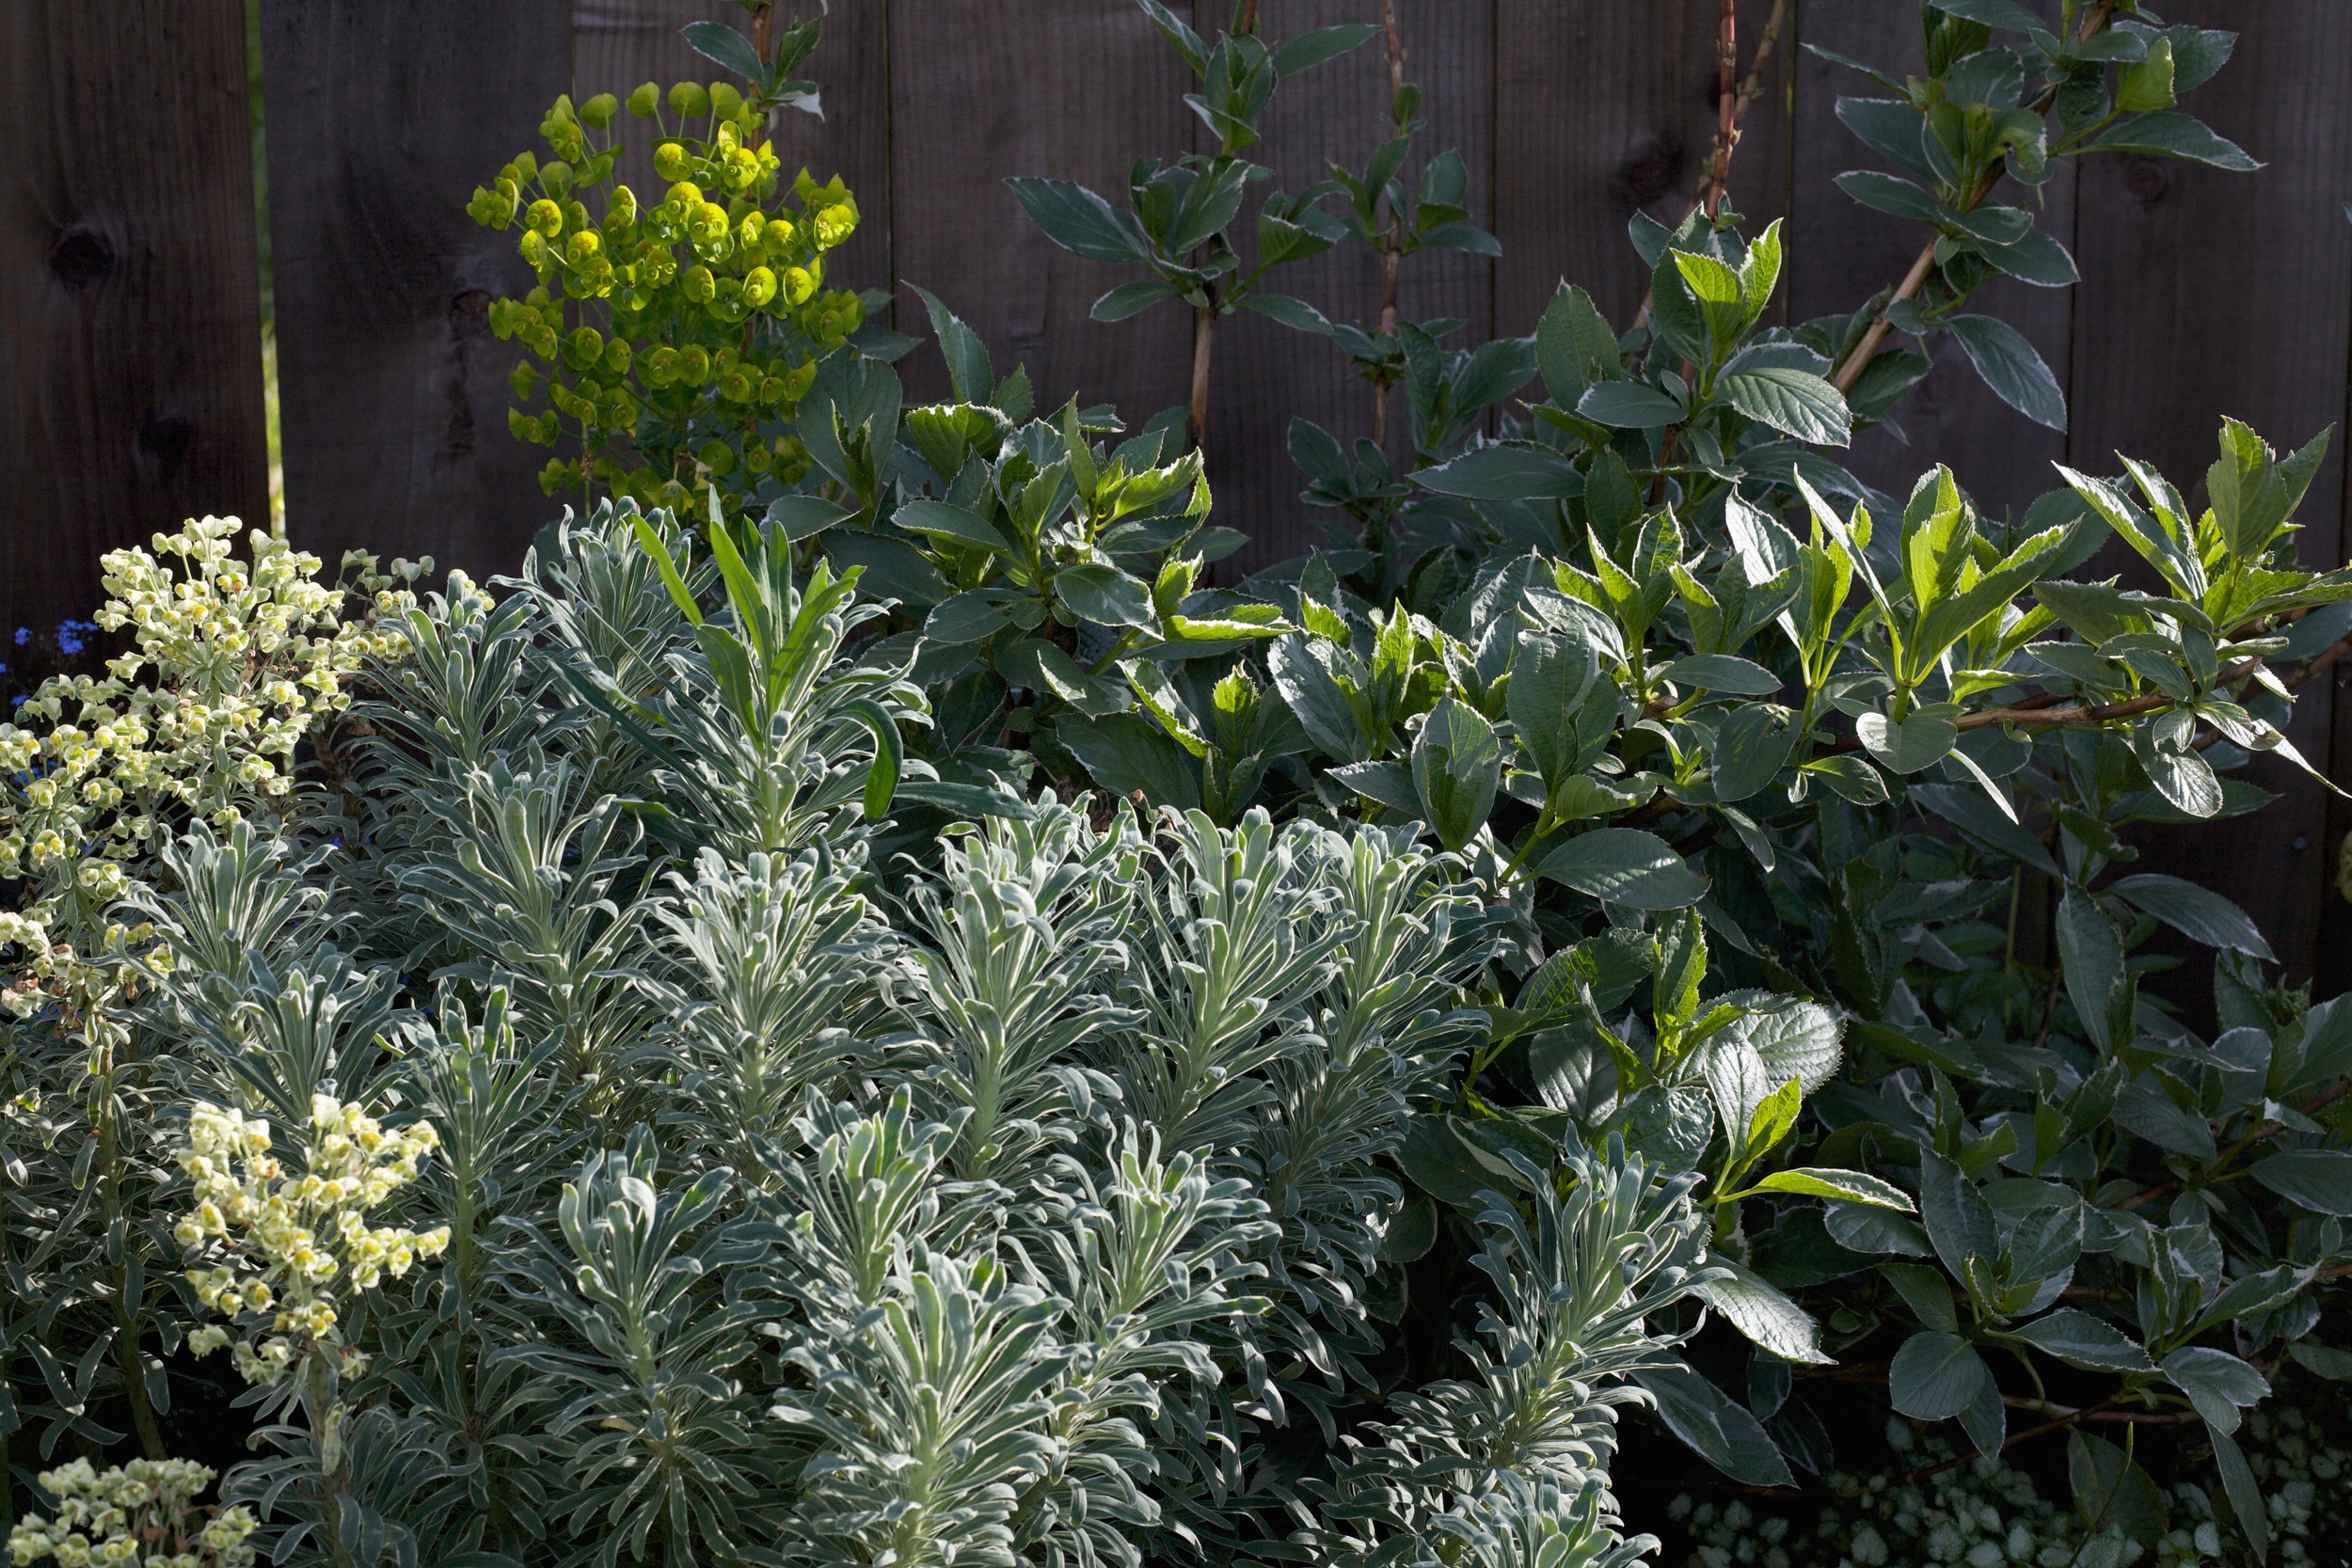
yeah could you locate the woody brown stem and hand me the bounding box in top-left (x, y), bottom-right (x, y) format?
top-left (1647, 426), bottom-right (1683, 505)
top-left (1829, 239), bottom-right (1939, 392)
top-left (1903, 1394), bottom-right (2126, 1485)
top-left (1190, 305), bottom-right (1216, 450)
top-left (1830, 2), bottom-right (2113, 392)
top-left (1632, 0), bottom-right (1788, 328)
top-left (2282, 628), bottom-right (2348, 694)
top-left (1703, 0), bottom-right (1738, 215)
top-left (749, 4), bottom-right (775, 150)
top-left (1736, 0), bottom-right (1789, 122)
top-left (2191, 627), bottom-right (2352, 751)
top-left (1821, 655), bottom-right (2271, 758)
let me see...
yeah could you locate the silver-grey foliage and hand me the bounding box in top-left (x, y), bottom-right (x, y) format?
top-left (3, 503), bottom-right (1701, 1568)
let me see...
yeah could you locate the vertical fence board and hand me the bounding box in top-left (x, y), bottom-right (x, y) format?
top-left (15, 0), bottom-right (2349, 995)
top-left (572, 2), bottom-right (891, 297)
top-left (2320, 639), bottom-right (2352, 1002)
top-left (1214, 0), bottom-right (1497, 576)
top-left (1787, 1), bottom-right (2076, 522)
top-left (2066, 0), bottom-right (2352, 994)
top-left (262, 0), bottom-right (571, 579)
top-left (0, 1), bottom-right (267, 634)
top-left (1492, 0), bottom-right (1790, 348)
top-left (773, 4), bottom-right (893, 302)
top-left (887, 2), bottom-right (1198, 443)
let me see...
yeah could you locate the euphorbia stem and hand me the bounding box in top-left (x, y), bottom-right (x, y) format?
top-left (116, 1315), bottom-right (165, 1459)
top-left (1189, 304), bottom-right (1216, 450)
top-left (94, 1048), bottom-right (165, 1460)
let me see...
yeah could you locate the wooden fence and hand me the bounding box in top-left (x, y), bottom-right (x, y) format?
top-left (4, 1), bottom-right (2348, 994)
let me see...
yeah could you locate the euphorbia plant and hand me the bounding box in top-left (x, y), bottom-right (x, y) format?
top-left (468, 21), bottom-right (870, 520)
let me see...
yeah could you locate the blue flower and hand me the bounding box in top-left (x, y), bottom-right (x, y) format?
top-left (12, 627), bottom-right (26, 647)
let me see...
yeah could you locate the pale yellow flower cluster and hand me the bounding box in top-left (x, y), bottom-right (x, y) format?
top-left (0, 517), bottom-right (419, 893)
top-left (5, 1456), bottom-right (256, 1568)
top-left (0, 519), bottom-right (420, 1035)
top-left (0, 916), bottom-right (156, 1028)
top-left (174, 1098), bottom-right (450, 1387)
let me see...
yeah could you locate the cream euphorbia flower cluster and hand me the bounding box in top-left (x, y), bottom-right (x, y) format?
top-left (0, 516), bottom-right (422, 899)
top-left (1, 517), bottom-right (420, 1029)
top-left (174, 1098), bottom-right (450, 1387)
top-left (5, 1456), bottom-right (258, 1568)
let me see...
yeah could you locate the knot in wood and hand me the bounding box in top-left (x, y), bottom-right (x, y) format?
top-left (49, 226), bottom-right (115, 290)
top-left (1619, 138), bottom-right (1685, 211)
top-left (2122, 157), bottom-right (2169, 203)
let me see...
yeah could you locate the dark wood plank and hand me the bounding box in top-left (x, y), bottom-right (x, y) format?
top-left (1492, 0), bottom-right (1792, 348)
top-left (261, 0), bottom-right (571, 581)
top-left (887, 2), bottom-right (1198, 445)
top-left (2318, 656), bottom-right (2352, 1002)
top-left (571, 1), bottom-right (891, 298)
top-left (0, 0), bottom-right (268, 632)
top-left (1213, 0), bottom-right (1497, 576)
top-left (2066, 1), bottom-right (2352, 996)
top-left (1786, 1), bottom-right (2076, 523)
